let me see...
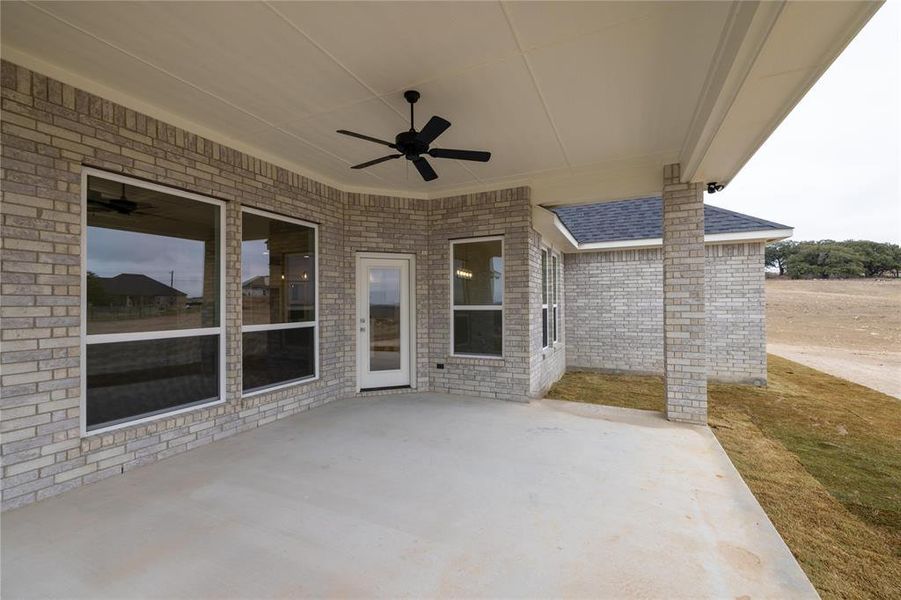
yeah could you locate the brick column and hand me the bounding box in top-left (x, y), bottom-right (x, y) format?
top-left (662, 164), bottom-right (707, 424)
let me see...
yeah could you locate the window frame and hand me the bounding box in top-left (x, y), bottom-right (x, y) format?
top-left (552, 253), bottom-right (560, 344)
top-left (541, 247), bottom-right (549, 350)
top-left (449, 235), bottom-right (505, 359)
top-left (80, 168), bottom-right (227, 437)
top-left (240, 206), bottom-right (320, 397)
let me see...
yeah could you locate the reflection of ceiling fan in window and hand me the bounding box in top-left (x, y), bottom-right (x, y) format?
top-left (87, 183), bottom-right (154, 216)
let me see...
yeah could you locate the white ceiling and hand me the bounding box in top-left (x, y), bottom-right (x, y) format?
top-left (1, 1), bottom-right (730, 196)
top-left (0, 1), bottom-right (879, 203)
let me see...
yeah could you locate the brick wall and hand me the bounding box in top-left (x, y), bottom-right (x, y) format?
top-left (427, 189), bottom-right (533, 402)
top-left (662, 170), bottom-right (707, 424)
top-left (565, 248), bottom-right (662, 375)
top-left (704, 242), bottom-right (766, 384)
top-left (0, 61), bottom-right (349, 510)
top-left (564, 242), bottom-right (767, 385)
top-left (343, 193), bottom-right (431, 393)
top-left (0, 61), bottom-right (542, 510)
top-left (529, 230), bottom-right (566, 397)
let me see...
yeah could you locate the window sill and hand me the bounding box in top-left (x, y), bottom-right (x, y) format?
top-left (242, 374), bottom-right (319, 400)
top-left (447, 354), bottom-right (505, 364)
top-left (82, 397), bottom-right (226, 438)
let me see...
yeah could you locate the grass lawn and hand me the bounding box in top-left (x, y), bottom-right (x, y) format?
top-left (548, 354), bottom-right (900, 600)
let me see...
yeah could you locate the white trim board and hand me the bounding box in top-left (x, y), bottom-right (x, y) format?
top-left (570, 229), bottom-right (794, 252)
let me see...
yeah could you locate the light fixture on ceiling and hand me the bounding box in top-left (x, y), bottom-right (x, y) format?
top-left (455, 267), bottom-right (473, 280)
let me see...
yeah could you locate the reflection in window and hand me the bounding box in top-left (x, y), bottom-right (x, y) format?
top-left (453, 239), bottom-right (503, 306)
top-left (451, 238), bottom-right (503, 356)
top-left (242, 328), bottom-right (315, 393)
top-left (453, 310), bottom-right (503, 356)
top-left (541, 249), bottom-right (548, 348)
top-left (552, 254), bottom-right (559, 343)
top-left (86, 179), bottom-right (220, 335)
top-left (86, 336), bottom-right (219, 429)
top-left (241, 210), bottom-right (317, 393)
top-left (84, 173), bottom-right (223, 431)
top-left (369, 267), bottom-right (402, 372)
top-left (241, 213), bottom-right (315, 325)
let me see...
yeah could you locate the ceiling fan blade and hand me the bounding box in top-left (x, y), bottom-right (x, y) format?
top-left (428, 148), bottom-right (491, 162)
top-left (412, 157), bottom-right (438, 182)
top-left (416, 116), bottom-right (451, 145)
top-left (351, 154), bottom-right (402, 169)
top-left (336, 129), bottom-right (396, 148)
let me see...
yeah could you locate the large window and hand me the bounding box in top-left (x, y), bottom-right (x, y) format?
top-left (241, 208), bottom-right (317, 394)
top-left (83, 170), bottom-right (224, 432)
top-left (451, 237), bottom-right (503, 357)
top-left (552, 254), bottom-right (559, 343)
top-left (541, 249), bottom-right (549, 348)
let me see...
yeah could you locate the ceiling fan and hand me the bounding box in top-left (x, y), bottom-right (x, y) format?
top-left (336, 90), bottom-right (491, 182)
top-left (87, 183), bottom-right (151, 216)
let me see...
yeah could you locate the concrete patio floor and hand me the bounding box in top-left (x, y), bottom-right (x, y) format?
top-left (1, 393), bottom-right (815, 598)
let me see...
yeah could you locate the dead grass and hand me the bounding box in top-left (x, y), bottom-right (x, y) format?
top-left (547, 355), bottom-right (901, 600)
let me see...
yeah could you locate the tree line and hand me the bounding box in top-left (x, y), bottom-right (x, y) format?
top-left (765, 240), bottom-right (901, 279)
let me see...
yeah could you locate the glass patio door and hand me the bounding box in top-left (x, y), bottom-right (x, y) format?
top-left (357, 256), bottom-right (411, 389)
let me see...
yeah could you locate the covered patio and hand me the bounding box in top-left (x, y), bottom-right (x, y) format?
top-left (1, 392), bottom-right (815, 598)
top-left (0, 3), bottom-right (881, 592)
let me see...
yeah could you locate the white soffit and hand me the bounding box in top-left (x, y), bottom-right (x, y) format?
top-left (0, 1), bottom-right (880, 203)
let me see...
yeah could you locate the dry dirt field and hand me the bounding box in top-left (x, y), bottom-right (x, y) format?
top-left (766, 278), bottom-right (901, 398)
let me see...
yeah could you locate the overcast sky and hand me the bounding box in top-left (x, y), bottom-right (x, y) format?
top-left (708, 1), bottom-right (900, 244)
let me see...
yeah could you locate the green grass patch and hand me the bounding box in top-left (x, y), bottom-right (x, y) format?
top-left (548, 355), bottom-right (901, 599)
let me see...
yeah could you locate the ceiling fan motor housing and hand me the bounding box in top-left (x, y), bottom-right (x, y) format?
top-left (395, 130), bottom-right (429, 160)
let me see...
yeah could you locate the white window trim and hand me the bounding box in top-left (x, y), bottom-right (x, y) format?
top-left (80, 168), bottom-right (227, 437)
top-left (552, 252), bottom-right (560, 345)
top-left (240, 206), bottom-right (319, 397)
top-left (541, 247), bottom-right (549, 350)
top-left (449, 236), bottom-right (504, 359)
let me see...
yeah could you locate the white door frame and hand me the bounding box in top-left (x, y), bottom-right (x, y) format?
top-left (356, 252), bottom-right (416, 391)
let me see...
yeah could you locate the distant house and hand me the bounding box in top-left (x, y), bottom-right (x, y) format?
top-left (92, 273), bottom-right (186, 310)
top-left (242, 275), bottom-right (270, 297)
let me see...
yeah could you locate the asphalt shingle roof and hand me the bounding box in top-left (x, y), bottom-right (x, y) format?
top-left (98, 273), bottom-right (186, 297)
top-left (552, 197), bottom-right (791, 244)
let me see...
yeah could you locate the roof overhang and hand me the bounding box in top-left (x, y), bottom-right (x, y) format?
top-left (679, 0), bottom-right (881, 189)
top-left (0, 1), bottom-right (881, 205)
top-left (534, 206), bottom-right (793, 253)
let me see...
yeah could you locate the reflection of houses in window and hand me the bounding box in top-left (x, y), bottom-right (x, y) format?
top-left (91, 273), bottom-right (186, 310)
top-left (284, 253), bottom-right (314, 321)
top-left (242, 275), bottom-right (270, 298)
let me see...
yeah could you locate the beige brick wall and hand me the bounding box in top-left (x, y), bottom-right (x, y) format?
top-left (427, 189), bottom-right (534, 402)
top-left (662, 165), bottom-right (706, 423)
top-left (343, 193), bottom-right (431, 393)
top-left (529, 230), bottom-right (566, 397)
top-left (1, 61), bottom-right (347, 510)
top-left (705, 243), bottom-right (766, 384)
top-left (564, 243), bottom-right (767, 385)
top-left (564, 248), bottom-right (663, 375)
top-left (1, 61), bottom-right (542, 510)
